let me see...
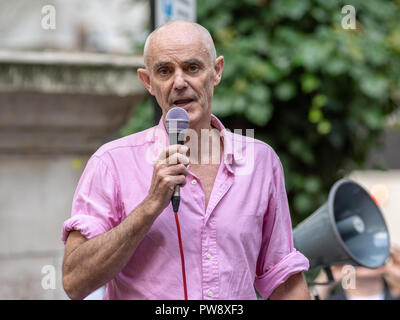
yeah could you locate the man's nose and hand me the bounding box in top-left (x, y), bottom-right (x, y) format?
top-left (172, 70), bottom-right (188, 90)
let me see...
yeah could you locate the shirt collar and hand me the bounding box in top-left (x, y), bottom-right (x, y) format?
top-left (152, 113), bottom-right (236, 174)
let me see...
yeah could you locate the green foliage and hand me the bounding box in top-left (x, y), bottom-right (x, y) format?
top-left (120, 96), bottom-right (154, 137)
top-left (196, 0), bottom-right (400, 224)
top-left (124, 0), bottom-right (400, 225)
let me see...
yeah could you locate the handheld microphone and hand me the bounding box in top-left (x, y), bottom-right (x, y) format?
top-left (165, 107), bottom-right (190, 300)
top-left (165, 107), bottom-right (189, 212)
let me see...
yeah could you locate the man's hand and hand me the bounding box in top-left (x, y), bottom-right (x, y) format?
top-left (269, 272), bottom-right (311, 300)
top-left (145, 144), bottom-right (189, 213)
top-left (384, 246), bottom-right (400, 297)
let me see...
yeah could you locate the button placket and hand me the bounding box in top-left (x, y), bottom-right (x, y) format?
top-left (204, 173), bottom-right (234, 223)
top-left (187, 174), bottom-right (204, 210)
top-left (201, 217), bottom-right (219, 299)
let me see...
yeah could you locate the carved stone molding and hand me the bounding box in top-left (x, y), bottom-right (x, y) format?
top-left (0, 50), bottom-right (146, 154)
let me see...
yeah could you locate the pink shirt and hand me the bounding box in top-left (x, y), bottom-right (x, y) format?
top-left (62, 114), bottom-right (309, 300)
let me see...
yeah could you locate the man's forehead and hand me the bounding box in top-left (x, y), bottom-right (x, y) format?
top-left (145, 22), bottom-right (215, 67)
top-left (152, 21), bottom-right (205, 44)
top-left (147, 36), bottom-right (211, 66)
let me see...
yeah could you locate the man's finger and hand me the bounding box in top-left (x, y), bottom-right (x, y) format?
top-left (163, 163), bottom-right (189, 176)
top-left (157, 144), bottom-right (188, 163)
top-left (166, 153), bottom-right (190, 165)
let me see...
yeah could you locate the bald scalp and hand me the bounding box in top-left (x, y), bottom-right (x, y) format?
top-left (143, 21), bottom-right (217, 68)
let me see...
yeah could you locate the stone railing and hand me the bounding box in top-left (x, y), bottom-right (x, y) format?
top-left (0, 50), bottom-right (146, 154)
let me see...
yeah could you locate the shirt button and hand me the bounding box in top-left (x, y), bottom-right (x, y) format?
top-left (208, 290), bottom-right (213, 297)
top-left (206, 252), bottom-right (212, 259)
top-left (191, 179), bottom-right (197, 185)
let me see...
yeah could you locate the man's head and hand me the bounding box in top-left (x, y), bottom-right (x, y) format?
top-left (137, 21), bottom-right (224, 130)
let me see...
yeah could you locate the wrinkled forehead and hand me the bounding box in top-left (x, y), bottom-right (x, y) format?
top-left (145, 25), bottom-right (215, 68)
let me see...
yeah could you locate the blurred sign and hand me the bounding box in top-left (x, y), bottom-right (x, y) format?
top-left (154, 0), bottom-right (196, 28)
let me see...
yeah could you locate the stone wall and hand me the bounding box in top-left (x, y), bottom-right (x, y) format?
top-left (0, 155), bottom-right (88, 299)
top-left (0, 50), bottom-right (145, 299)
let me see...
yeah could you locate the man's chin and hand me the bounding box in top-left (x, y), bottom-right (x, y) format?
top-left (164, 103), bottom-right (208, 128)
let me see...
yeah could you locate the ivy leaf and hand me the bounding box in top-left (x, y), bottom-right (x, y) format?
top-left (359, 75), bottom-right (389, 100)
top-left (312, 94), bottom-right (327, 108)
top-left (308, 108), bottom-right (323, 123)
top-left (297, 39), bottom-right (334, 71)
top-left (294, 192), bottom-right (314, 215)
top-left (247, 84), bottom-right (271, 104)
top-left (246, 103), bottom-right (273, 126)
top-left (304, 177), bottom-right (322, 193)
top-left (275, 81), bottom-right (297, 101)
top-left (212, 93), bottom-right (234, 117)
top-left (272, 0), bottom-right (310, 20)
top-left (301, 73), bottom-right (321, 93)
top-left (362, 108), bottom-right (385, 130)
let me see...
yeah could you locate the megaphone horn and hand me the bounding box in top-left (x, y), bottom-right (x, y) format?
top-left (293, 178), bottom-right (390, 270)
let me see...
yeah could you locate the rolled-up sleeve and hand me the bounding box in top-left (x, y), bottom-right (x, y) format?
top-left (254, 157), bottom-right (309, 299)
top-left (62, 155), bottom-right (122, 244)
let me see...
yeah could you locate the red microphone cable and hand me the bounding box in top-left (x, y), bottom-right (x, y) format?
top-left (173, 210), bottom-right (188, 300)
top-left (166, 107), bottom-right (189, 299)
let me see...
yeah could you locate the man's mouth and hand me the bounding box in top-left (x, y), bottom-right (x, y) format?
top-left (173, 98), bottom-right (195, 107)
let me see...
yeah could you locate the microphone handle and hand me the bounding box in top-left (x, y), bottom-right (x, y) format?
top-left (170, 134), bottom-right (185, 212)
top-left (172, 185), bottom-right (180, 213)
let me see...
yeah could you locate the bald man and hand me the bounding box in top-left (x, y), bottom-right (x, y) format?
top-left (62, 21), bottom-right (311, 300)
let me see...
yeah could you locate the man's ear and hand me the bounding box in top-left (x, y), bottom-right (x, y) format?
top-left (213, 56), bottom-right (224, 86)
top-left (137, 68), bottom-right (154, 95)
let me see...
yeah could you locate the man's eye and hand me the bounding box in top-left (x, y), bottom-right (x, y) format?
top-left (159, 68), bottom-right (169, 75)
top-left (188, 65), bottom-right (199, 72)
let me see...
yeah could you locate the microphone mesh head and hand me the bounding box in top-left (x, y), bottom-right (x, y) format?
top-left (165, 107), bottom-right (189, 133)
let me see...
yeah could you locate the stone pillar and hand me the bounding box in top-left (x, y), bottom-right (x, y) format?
top-left (0, 50), bottom-right (146, 299)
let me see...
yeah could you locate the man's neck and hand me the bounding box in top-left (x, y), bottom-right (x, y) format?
top-left (186, 120), bottom-right (223, 166)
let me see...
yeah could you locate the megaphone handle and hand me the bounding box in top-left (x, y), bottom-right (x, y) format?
top-left (309, 267), bottom-right (336, 300)
top-left (310, 287), bottom-right (320, 300)
top-left (307, 266), bottom-right (336, 286)
top-left (324, 266), bottom-right (334, 283)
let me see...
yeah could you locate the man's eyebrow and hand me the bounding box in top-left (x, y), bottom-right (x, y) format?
top-left (152, 59), bottom-right (205, 71)
top-left (153, 61), bottom-right (171, 71)
top-left (183, 59), bottom-right (205, 67)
